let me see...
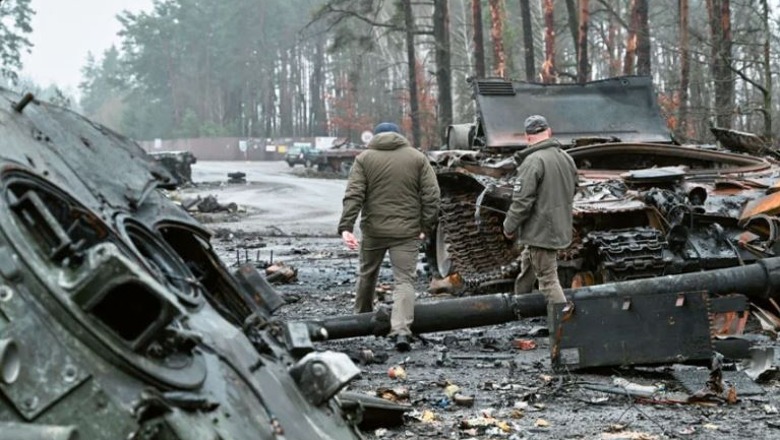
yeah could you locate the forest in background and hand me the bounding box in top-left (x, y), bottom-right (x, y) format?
top-left (1, 0), bottom-right (779, 148)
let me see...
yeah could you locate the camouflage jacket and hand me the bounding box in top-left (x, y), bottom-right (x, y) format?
top-left (338, 132), bottom-right (440, 239)
top-left (503, 138), bottom-right (578, 249)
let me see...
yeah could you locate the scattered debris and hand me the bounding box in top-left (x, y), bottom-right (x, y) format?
top-left (442, 383), bottom-right (475, 407)
top-left (742, 346), bottom-right (780, 381)
top-left (227, 171), bottom-right (247, 184)
top-left (185, 194), bottom-right (238, 213)
top-left (348, 348), bottom-right (389, 365)
top-left (512, 339), bottom-right (537, 351)
top-left (601, 431), bottom-right (658, 440)
top-left (534, 418), bottom-right (550, 428)
top-left (460, 414), bottom-right (512, 434)
top-left (387, 366), bottom-right (407, 380)
top-left (752, 305), bottom-right (780, 335)
top-left (428, 274), bottom-right (463, 294)
top-left (612, 378), bottom-right (659, 398)
top-left (148, 150), bottom-right (196, 186)
top-left (265, 262), bottom-right (298, 284)
top-left (376, 386), bottom-right (409, 403)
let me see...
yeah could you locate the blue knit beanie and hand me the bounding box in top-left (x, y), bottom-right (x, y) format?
top-left (373, 122), bottom-right (401, 135)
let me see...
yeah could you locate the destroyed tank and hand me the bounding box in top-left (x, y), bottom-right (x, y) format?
top-left (0, 90), bottom-right (390, 439)
top-left (426, 76), bottom-right (780, 294)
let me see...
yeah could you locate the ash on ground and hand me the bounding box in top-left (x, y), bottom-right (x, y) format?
top-left (183, 161), bottom-right (780, 440)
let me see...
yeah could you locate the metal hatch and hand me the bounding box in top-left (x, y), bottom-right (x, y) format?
top-left (473, 76), bottom-right (673, 149)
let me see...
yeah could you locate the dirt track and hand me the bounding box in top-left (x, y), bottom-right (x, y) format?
top-left (182, 161), bottom-right (780, 440)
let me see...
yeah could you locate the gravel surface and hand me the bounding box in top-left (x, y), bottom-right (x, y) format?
top-left (180, 161), bottom-right (780, 440)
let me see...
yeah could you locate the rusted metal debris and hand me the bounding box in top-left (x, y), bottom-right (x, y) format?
top-left (148, 150), bottom-right (197, 186)
top-left (711, 125), bottom-right (779, 158)
top-left (183, 194), bottom-right (238, 213)
top-left (227, 171), bottom-right (247, 184)
top-left (265, 262), bottom-right (298, 284)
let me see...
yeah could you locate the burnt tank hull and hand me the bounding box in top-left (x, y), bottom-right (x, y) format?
top-left (427, 76), bottom-right (780, 294)
top-left (0, 90), bottom-right (362, 438)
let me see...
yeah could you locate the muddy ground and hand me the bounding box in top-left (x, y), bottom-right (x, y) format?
top-left (180, 161), bottom-right (780, 440)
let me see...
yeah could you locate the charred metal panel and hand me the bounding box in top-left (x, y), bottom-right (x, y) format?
top-left (711, 126), bottom-right (778, 157)
top-left (550, 291), bottom-right (713, 370)
top-left (0, 310), bottom-right (90, 420)
top-left (474, 76), bottom-right (672, 148)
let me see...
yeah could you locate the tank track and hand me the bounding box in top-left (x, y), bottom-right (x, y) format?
top-left (438, 193), bottom-right (518, 293)
top-left (585, 227), bottom-right (669, 282)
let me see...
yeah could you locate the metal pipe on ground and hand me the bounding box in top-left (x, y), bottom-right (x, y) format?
top-left (305, 257), bottom-right (780, 341)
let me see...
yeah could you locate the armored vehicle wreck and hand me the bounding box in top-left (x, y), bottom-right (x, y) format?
top-left (0, 90), bottom-right (382, 439)
top-left (427, 76), bottom-right (780, 294)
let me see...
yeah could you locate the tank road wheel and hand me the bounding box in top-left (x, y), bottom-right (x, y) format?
top-left (435, 225), bottom-right (453, 277)
top-left (305, 159), bottom-right (313, 168)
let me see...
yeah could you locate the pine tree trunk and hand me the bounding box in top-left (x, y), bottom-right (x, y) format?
top-left (762, 0), bottom-right (772, 139)
top-left (310, 38), bottom-right (327, 136)
top-left (519, 0), bottom-right (535, 81)
top-left (541, 0), bottom-right (556, 83)
top-left (404, 0), bottom-right (421, 147)
top-left (434, 0), bottom-right (453, 143)
top-left (636, 0), bottom-right (650, 75)
top-left (264, 62), bottom-right (277, 137)
top-left (679, 0), bottom-right (690, 139)
top-left (472, 0), bottom-right (486, 77)
top-left (488, 0), bottom-right (506, 77)
top-left (706, 0), bottom-right (733, 128)
top-left (564, 0), bottom-right (579, 59)
top-left (279, 49), bottom-right (293, 136)
top-left (623, 0), bottom-right (638, 75)
top-left (606, 0), bottom-right (620, 76)
top-left (576, 0), bottom-right (590, 83)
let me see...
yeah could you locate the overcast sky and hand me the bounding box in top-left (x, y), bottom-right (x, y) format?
top-left (20, 0), bottom-right (153, 94)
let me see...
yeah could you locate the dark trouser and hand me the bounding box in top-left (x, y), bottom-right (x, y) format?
top-left (514, 245), bottom-right (567, 305)
top-left (354, 236), bottom-right (418, 336)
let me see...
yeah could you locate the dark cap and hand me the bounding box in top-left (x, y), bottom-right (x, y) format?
top-left (373, 122), bottom-right (401, 135)
top-left (524, 115), bottom-right (549, 134)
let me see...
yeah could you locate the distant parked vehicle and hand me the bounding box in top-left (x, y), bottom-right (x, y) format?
top-left (285, 145), bottom-right (321, 168)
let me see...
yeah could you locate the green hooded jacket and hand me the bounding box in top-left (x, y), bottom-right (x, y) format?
top-left (338, 132), bottom-right (440, 239)
top-left (502, 138), bottom-right (578, 250)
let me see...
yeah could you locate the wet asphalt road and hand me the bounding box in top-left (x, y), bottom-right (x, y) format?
top-left (189, 160), bottom-right (347, 235)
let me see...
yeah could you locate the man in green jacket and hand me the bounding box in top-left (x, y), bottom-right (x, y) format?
top-left (503, 115), bottom-right (578, 312)
top-left (338, 122), bottom-right (440, 351)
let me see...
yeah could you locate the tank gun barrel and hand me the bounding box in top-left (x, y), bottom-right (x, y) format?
top-left (305, 257), bottom-right (780, 341)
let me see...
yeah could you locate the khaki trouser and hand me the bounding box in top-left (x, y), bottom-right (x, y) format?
top-left (354, 236), bottom-right (418, 336)
top-left (514, 245), bottom-right (567, 304)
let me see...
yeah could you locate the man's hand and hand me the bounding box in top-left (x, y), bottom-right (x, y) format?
top-left (503, 229), bottom-right (516, 241)
top-left (418, 232), bottom-right (426, 240)
top-left (342, 231), bottom-right (359, 250)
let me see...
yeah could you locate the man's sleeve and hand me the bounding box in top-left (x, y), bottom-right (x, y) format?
top-left (419, 158), bottom-right (441, 234)
top-left (503, 158), bottom-right (542, 235)
top-left (337, 158), bottom-right (366, 234)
